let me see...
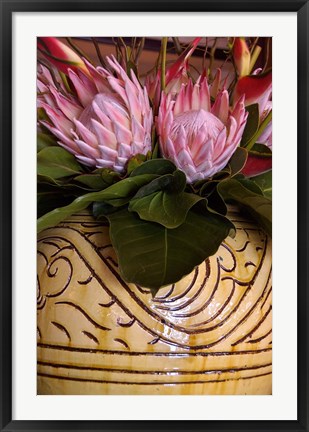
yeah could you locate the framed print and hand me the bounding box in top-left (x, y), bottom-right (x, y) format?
top-left (1, 0), bottom-right (308, 431)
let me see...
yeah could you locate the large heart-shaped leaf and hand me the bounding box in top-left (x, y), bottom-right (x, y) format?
top-left (252, 171), bottom-right (272, 198)
top-left (133, 170), bottom-right (186, 200)
top-left (129, 191), bottom-right (203, 228)
top-left (218, 178), bottom-right (272, 236)
top-left (106, 208), bottom-right (233, 293)
top-left (130, 158), bottom-right (176, 177)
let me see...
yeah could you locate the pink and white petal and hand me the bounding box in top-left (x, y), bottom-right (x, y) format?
top-left (210, 68), bottom-right (222, 99)
top-left (231, 95), bottom-right (246, 123)
top-left (190, 129), bottom-right (207, 159)
top-left (124, 81), bottom-right (142, 123)
top-left (214, 143), bottom-right (238, 170)
top-left (230, 117), bottom-right (248, 147)
top-left (113, 121), bottom-right (132, 145)
top-left (95, 158), bottom-right (115, 169)
top-left (194, 138), bottom-right (214, 167)
top-left (115, 156), bottom-right (127, 167)
top-left (92, 101), bottom-right (113, 131)
top-left (176, 148), bottom-right (194, 169)
top-left (68, 69), bottom-right (96, 107)
top-left (131, 142), bottom-right (144, 154)
top-left (212, 127), bottom-right (228, 159)
top-left (83, 58), bottom-right (111, 93)
top-left (199, 79), bottom-right (211, 112)
top-left (211, 90), bottom-right (229, 125)
top-left (73, 118), bottom-right (99, 148)
top-left (132, 116), bottom-right (145, 143)
top-left (58, 142), bottom-right (80, 156)
top-left (49, 86), bottom-right (82, 119)
top-left (173, 124), bottom-right (187, 152)
top-left (196, 159), bottom-right (213, 177)
top-left (39, 102), bottom-right (72, 134)
top-left (37, 88), bottom-right (57, 109)
top-left (226, 116), bottom-right (238, 147)
top-left (75, 139), bottom-right (101, 159)
top-left (101, 99), bottom-right (130, 129)
top-left (40, 123), bottom-right (79, 154)
top-left (91, 119), bottom-right (117, 149)
top-left (118, 143), bottom-right (132, 158)
top-left (162, 136), bottom-right (176, 159)
top-left (191, 84), bottom-right (201, 110)
top-left (76, 155), bottom-right (97, 167)
top-left (113, 164), bottom-right (126, 172)
top-left (182, 162), bottom-right (200, 182)
top-left (107, 76), bottom-right (127, 103)
top-left (183, 81), bottom-right (193, 112)
top-left (98, 145), bottom-right (118, 161)
top-left (173, 85), bottom-right (186, 116)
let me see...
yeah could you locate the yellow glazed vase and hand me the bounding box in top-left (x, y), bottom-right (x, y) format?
top-left (37, 208), bottom-right (272, 395)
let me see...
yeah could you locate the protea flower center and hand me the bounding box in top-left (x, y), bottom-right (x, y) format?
top-left (78, 93), bottom-right (129, 136)
top-left (171, 109), bottom-right (226, 150)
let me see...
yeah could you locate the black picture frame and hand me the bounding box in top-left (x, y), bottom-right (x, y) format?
top-left (1, 1), bottom-right (308, 431)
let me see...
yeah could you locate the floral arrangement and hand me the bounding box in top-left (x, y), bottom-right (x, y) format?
top-left (37, 37), bottom-right (272, 295)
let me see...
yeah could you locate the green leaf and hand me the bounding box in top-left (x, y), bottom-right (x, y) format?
top-left (74, 168), bottom-right (121, 190)
top-left (234, 175), bottom-right (264, 196)
top-left (129, 191), bottom-right (203, 228)
top-left (37, 173), bottom-right (157, 232)
top-left (218, 178), bottom-right (272, 236)
top-left (207, 186), bottom-right (228, 216)
top-left (93, 201), bottom-right (121, 218)
top-left (151, 142), bottom-right (159, 159)
top-left (246, 110), bottom-right (272, 152)
top-left (126, 153), bottom-right (149, 175)
top-left (249, 143), bottom-right (272, 157)
top-left (37, 132), bottom-right (57, 152)
top-left (133, 170), bottom-right (186, 199)
top-left (37, 147), bottom-right (83, 179)
top-left (227, 147), bottom-right (248, 176)
top-left (130, 159), bottom-right (176, 177)
top-left (252, 171), bottom-right (272, 198)
top-left (106, 207), bottom-right (234, 292)
top-left (74, 173), bottom-right (110, 190)
top-left (240, 104), bottom-right (259, 147)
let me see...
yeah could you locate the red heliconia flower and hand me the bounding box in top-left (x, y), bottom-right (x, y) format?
top-left (37, 37), bottom-right (89, 75)
top-left (233, 37), bottom-right (251, 77)
top-left (145, 37), bottom-right (202, 108)
top-left (234, 69), bottom-right (272, 177)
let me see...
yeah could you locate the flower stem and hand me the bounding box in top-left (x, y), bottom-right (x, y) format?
top-left (246, 110), bottom-right (272, 152)
top-left (161, 37), bottom-right (168, 91)
top-left (66, 38), bottom-right (91, 63)
top-left (249, 45), bottom-right (262, 73)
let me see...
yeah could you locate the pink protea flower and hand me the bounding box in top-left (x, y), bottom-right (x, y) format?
top-left (37, 55), bottom-right (153, 172)
top-left (156, 78), bottom-right (248, 183)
